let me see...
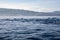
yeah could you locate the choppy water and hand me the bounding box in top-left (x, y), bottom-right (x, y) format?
top-left (0, 21), bottom-right (60, 40)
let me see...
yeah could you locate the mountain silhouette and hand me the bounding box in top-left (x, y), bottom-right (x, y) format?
top-left (0, 8), bottom-right (60, 16)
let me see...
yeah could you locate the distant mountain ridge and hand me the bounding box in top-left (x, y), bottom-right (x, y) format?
top-left (0, 8), bottom-right (60, 16)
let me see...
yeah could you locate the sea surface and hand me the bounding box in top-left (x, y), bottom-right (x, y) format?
top-left (0, 18), bottom-right (60, 40)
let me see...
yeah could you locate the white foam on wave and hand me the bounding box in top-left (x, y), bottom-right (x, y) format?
top-left (0, 16), bottom-right (60, 19)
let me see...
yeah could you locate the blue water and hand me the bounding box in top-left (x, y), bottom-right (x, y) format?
top-left (0, 20), bottom-right (60, 40)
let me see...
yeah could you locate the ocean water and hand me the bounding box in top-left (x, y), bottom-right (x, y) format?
top-left (0, 18), bottom-right (60, 40)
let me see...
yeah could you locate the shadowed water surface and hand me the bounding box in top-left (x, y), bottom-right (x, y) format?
top-left (0, 21), bottom-right (60, 40)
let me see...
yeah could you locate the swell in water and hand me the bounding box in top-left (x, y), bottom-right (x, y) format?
top-left (0, 16), bottom-right (60, 40)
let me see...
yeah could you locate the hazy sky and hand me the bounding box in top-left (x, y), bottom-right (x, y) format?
top-left (0, 0), bottom-right (60, 12)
